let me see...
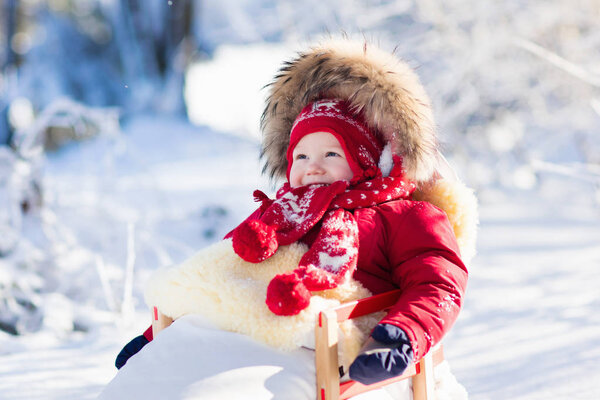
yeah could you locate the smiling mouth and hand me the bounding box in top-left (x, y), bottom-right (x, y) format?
top-left (304, 178), bottom-right (330, 185)
top-left (303, 178), bottom-right (345, 187)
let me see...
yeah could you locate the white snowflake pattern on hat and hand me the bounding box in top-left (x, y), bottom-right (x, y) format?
top-left (312, 99), bottom-right (342, 113)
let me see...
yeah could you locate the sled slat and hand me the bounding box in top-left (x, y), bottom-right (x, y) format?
top-left (152, 306), bottom-right (173, 337)
top-left (332, 289), bottom-right (402, 322)
top-left (316, 291), bottom-right (444, 400)
top-left (315, 309), bottom-right (340, 400)
top-left (413, 350), bottom-right (435, 400)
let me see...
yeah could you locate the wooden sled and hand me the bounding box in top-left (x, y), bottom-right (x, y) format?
top-left (315, 289), bottom-right (444, 400)
top-left (151, 289), bottom-right (444, 400)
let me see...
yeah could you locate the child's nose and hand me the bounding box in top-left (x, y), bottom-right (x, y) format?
top-left (306, 160), bottom-right (325, 174)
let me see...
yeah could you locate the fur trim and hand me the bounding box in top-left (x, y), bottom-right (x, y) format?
top-left (261, 39), bottom-right (438, 182)
top-left (413, 178), bottom-right (479, 263)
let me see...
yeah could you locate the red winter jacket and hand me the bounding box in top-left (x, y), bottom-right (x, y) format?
top-left (144, 199), bottom-right (467, 361)
top-left (351, 200), bottom-right (467, 360)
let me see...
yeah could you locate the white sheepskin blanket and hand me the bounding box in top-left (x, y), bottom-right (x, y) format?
top-left (144, 178), bottom-right (478, 368)
top-left (144, 239), bottom-right (379, 368)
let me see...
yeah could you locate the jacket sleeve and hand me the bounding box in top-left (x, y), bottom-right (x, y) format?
top-left (377, 201), bottom-right (468, 361)
top-left (143, 325), bottom-right (153, 341)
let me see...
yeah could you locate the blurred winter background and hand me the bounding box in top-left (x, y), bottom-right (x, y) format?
top-left (0, 1), bottom-right (599, 399)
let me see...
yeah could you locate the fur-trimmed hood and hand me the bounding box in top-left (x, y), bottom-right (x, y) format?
top-left (261, 39), bottom-right (438, 182)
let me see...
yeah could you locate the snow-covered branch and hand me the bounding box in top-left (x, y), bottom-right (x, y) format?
top-left (531, 159), bottom-right (600, 183)
top-left (513, 37), bottom-right (600, 88)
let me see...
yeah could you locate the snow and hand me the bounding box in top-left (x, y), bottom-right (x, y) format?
top-left (0, 115), bottom-right (270, 399)
top-left (445, 198), bottom-right (600, 399)
top-left (98, 315), bottom-right (318, 400)
top-left (185, 43), bottom-right (291, 140)
top-left (2, 20), bottom-right (600, 400)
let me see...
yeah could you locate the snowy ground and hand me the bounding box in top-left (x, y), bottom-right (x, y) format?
top-left (447, 196), bottom-right (600, 399)
top-left (1, 44), bottom-right (600, 399)
top-left (0, 116), bottom-right (271, 399)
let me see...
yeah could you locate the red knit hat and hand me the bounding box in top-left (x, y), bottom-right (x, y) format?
top-left (286, 99), bottom-right (384, 183)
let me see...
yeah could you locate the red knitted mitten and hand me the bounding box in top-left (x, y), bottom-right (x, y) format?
top-left (232, 219), bottom-right (278, 263)
top-left (266, 272), bottom-right (311, 316)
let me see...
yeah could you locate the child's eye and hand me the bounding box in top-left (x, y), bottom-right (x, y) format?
top-left (326, 151), bottom-right (341, 157)
top-left (295, 154), bottom-right (307, 160)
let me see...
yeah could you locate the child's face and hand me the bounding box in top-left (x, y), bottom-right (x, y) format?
top-left (289, 131), bottom-right (353, 188)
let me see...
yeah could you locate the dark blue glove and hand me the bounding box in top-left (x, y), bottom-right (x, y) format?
top-left (348, 324), bottom-right (414, 385)
top-left (115, 335), bottom-right (149, 369)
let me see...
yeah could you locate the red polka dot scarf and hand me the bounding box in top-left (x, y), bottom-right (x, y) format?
top-left (232, 156), bottom-right (415, 316)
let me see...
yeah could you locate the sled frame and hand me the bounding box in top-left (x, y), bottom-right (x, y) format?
top-left (315, 289), bottom-right (444, 400)
top-left (150, 289), bottom-right (443, 400)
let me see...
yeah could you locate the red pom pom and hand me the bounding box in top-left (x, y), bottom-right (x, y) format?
top-left (266, 272), bottom-right (311, 316)
top-left (232, 219), bottom-right (278, 263)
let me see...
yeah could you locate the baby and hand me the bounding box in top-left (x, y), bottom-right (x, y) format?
top-left (230, 99), bottom-right (467, 384)
top-left (115, 40), bottom-right (469, 390)
top-left (116, 98), bottom-right (467, 387)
